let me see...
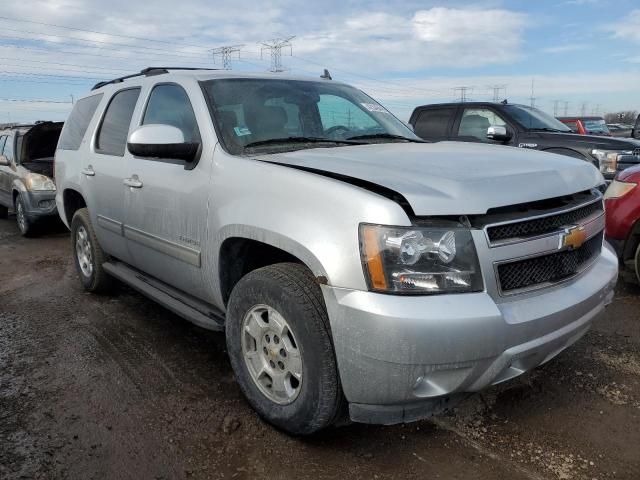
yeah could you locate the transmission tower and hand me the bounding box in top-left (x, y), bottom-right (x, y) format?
top-left (260, 36), bottom-right (295, 72)
top-left (553, 100), bottom-right (562, 117)
top-left (580, 102), bottom-right (588, 116)
top-left (529, 78), bottom-right (537, 108)
top-left (488, 84), bottom-right (507, 102)
top-left (454, 86), bottom-right (472, 103)
top-left (212, 45), bottom-right (243, 70)
top-left (563, 101), bottom-right (570, 116)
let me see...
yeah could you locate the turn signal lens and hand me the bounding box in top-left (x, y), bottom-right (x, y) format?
top-left (604, 179), bottom-right (637, 200)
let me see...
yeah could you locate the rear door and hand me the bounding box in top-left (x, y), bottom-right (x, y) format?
top-left (123, 81), bottom-right (213, 300)
top-left (411, 107), bottom-right (457, 141)
top-left (86, 87), bottom-right (141, 263)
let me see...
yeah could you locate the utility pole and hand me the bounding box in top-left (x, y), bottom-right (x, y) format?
top-left (529, 78), bottom-right (537, 108)
top-left (260, 36), bottom-right (294, 72)
top-left (70, 94), bottom-right (74, 105)
top-left (580, 102), bottom-right (588, 116)
top-left (212, 44), bottom-right (243, 70)
top-left (488, 84), bottom-right (507, 102)
top-left (453, 86), bottom-right (471, 103)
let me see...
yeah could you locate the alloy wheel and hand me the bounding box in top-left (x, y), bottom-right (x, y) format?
top-left (75, 226), bottom-right (94, 278)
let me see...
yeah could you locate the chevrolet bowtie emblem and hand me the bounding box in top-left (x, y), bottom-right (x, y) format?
top-left (560, 226), bottom-right (587, 250)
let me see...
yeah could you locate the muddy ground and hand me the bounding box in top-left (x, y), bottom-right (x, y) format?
top-left (1, 216), bottom-right (639, 480)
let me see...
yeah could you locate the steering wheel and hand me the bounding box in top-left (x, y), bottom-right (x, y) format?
top-left (325, 125), bottom-right (351, 137)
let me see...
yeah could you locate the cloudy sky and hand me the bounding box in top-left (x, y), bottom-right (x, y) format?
top-left (1, 0), bottom-right (640, 123)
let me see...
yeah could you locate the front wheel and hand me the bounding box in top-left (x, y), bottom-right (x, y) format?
top-left (15, 195), bottom-right (35, 236)
top-left (71, 208), bottom-right (112, 293)
top-left (226, 263), bottom-right (343, 435)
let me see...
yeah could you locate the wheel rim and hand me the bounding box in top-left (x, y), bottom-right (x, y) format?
top-left (16, 200), bottom-right (26, 233)
top-left (241, 305), bottom-right (303, 405)
top-left (75, 226), bottom-right (94, 278)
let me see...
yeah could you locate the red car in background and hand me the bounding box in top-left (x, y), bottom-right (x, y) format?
top-left (558, 116), bottom-right (612, 136)
top-left (605, 164), bottom-right (640, 283)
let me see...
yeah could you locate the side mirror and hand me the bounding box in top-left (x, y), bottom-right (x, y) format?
top-left (127, 124), bottom-right (199, 162)
top-left (487, 125), bottom-right (512, 142)
top-left (0, 155), bottom-right (9, 167)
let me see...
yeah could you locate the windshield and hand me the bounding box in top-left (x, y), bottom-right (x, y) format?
top-left (201, 78), bottom-right (418, 154)
top-left (504, 105), bottom-right (572, 132)
top-left (583, 119), bottom-right (610, 134)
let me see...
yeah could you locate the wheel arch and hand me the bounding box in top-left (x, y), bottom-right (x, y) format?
top-left (217, 229), bottom-right (329, 307)
top-left (61, 188), bottom-right (87, 226)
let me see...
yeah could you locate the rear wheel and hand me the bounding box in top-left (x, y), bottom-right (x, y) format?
top-left (71, 208), bottom-right (112, 293)
top-left (226, 263), bottom-right (343, 435)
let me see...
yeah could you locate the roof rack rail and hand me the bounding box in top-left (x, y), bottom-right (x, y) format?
top-left (91, 67), bottom-right (221, 91)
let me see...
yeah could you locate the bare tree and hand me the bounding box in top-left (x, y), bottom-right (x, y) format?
top-left (604, 111), bottom-right (638, 124)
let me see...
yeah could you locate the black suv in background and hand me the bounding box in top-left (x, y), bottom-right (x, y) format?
top-left (0, 122), bottom-right (63, 236)
top-left (409, 102), bottom-right (640, 180)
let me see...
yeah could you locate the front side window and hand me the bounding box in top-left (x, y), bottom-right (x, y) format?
top-left (457, 108), bottom-right (506, 141)
top-left (504, 105), bottom-right (571, 132)
top-left (202, 78), bottom-right (418, 155)
top-left (58, 94), bottom-right (103, 151)
top-left (142, 84), bottom-right (200, 143)
top-left (414, 107), bottom-right (456, 139)
top-left (0, 136), bottom-right (6, 156)
top-left (96, 88), bottom-right (141, 156)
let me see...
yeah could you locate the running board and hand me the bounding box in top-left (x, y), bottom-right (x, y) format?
top-left (103, 261), bottom-right (225, 331)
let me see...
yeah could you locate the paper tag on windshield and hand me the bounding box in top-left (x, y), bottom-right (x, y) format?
top-left (234, 126), bottom-right (251, 137)
top-left (361, 103), bottom-right (388, 113)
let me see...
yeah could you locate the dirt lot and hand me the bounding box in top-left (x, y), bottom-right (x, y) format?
top-left (1, 217), bottom-right (639, 480)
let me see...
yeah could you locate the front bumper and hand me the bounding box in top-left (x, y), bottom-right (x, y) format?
top-left (20, 190), bottom-right (58, 221)
top-left (321, 244), bottom-right (618, 425)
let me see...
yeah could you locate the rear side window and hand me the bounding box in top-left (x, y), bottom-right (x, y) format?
top-left (413, 108), bottom-right (455, 139)
top-left (0, 136), bottom-right (6, 155)
top-left (96, 88), bottom-right (141, 156)
top-left (58, 94), bottom-right (103, 150)
top-left (142, 84), bottom-right (200, 143)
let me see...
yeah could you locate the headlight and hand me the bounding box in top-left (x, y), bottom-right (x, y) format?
top-left (359, 224), bottom-right (483, 294)
top-left (604, 179), bottom-right (637, 199)
top-left (591, 149), bottom-right (630, 175)
top-left (24, 173), bottom-right (56, 191)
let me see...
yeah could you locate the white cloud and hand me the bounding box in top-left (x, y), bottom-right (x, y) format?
top-left (294, 8), bottom-right (528, 72)
top-left (542, 44), bottom-right (587, 54)
top-left (606, 9), bottom-right (640, 43)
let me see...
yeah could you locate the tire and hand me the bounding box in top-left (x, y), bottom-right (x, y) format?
top-left (226, 262), bottom-right (343, 435)
top-left (70, 208), bottom-right (112, 293)
top-left (0, 204), bottom-right (8, 219)
top-left (15, 194), bottom-right (37, 237)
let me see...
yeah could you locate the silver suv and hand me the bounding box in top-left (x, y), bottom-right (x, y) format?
top-left (55, 68), bottom-right (618, 434)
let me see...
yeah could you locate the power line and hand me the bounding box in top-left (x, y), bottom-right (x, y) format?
top-left (488, 84), bottom-right (507, 102)
top-left (0, 98), bottom-right (72, 104)
top-left (0, 56), bottom-right (131, 73)
top-left (0, 15), bottom-right (212, 50)
top-left (261, 37), bottom-right (294, 73)
top-left (453, 86), bottom-right (472, 102)
top-left (212, 45), bottom-right (243, 70)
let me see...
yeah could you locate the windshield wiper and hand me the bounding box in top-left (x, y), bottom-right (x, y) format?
top-left (346, 133), bottom-right (425, 143)
top-left (243, 136), bottom-right (363, 150)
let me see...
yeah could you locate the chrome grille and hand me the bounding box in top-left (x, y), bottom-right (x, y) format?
top-left (497, 232), bottom-right (603, 293)
top-left (487, 200), bottom-right (603, 243)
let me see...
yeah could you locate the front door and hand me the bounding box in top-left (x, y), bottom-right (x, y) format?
top-left (124, 83), bottom-right (212, 300)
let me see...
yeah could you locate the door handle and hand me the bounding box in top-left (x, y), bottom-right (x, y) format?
top-left (81, 166), bottom-right (95, 177)
top-left (123, 176), bottom-right (143, 188)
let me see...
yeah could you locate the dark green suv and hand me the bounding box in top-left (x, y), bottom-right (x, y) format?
top-left (0, 122), bottom-right (63, 236)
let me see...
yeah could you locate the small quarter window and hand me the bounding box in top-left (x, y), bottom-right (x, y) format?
top-left (96, 88), bottom-right (141, 156)
top-left (414, 108), bottom-right (456, 140)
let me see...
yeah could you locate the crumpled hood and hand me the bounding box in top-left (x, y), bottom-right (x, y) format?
top-left (260, 142), bottom-right (603, 215)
